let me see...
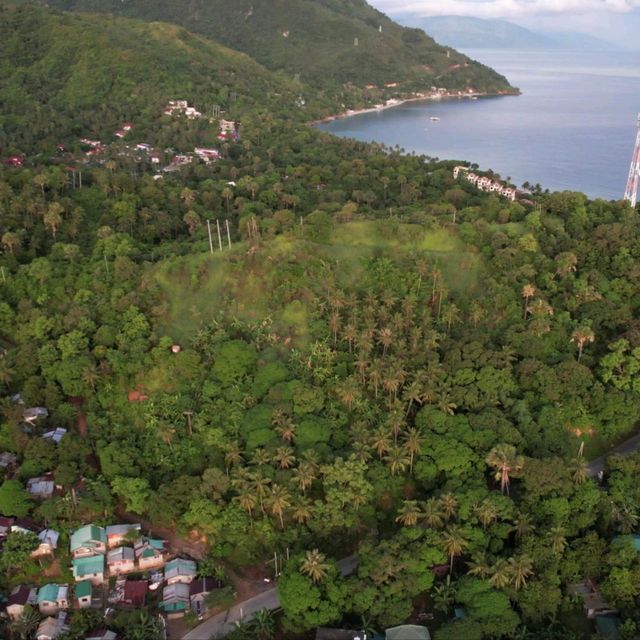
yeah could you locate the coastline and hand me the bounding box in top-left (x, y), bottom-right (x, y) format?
top-left (310, 89), bottom-right (520, 126)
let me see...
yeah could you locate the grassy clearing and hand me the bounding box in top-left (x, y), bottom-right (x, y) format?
top-left (151, 221), bottom-right (483, 344)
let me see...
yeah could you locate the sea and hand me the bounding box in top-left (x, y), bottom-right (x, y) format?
top-left (317, 50), bottom-right (640, 200)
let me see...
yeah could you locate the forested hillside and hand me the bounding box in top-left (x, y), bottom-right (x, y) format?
top-left (1, 3), bottom-right (640, 640)
top-left (44, 0), bottom-right (515, 93)
top-left (0, 5), bottom-right (308, 154)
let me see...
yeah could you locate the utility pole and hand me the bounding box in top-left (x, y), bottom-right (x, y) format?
top-left (216, 219), bottom-right (223, 252)
top-left (183, 411), bottom-right (193, 436)
top-left (206, 220), bottom-right (214, 255)
top-left (225, 219), bottom-right (232, 248)
top-left (624, 113), bottom-right (640, 207)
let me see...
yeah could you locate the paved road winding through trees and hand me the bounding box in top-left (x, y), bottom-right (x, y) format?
top-left (587, 433), bottom-right (640, 477)
top-left (182, 434), bottom-right (640, 640)
top-left (182, 555), bottom-right (358, 640)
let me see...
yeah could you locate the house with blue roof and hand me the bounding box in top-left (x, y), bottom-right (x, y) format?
top-left (37, 584), bottom-right (69, 615)
top-left (165, 558), bottom-right (197, 585)
top-left (72, 555), bottom-right (105, 585)
top-left (70, 524), bottom-right (106, 558)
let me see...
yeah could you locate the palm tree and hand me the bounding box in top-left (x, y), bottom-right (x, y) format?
top-left (570, 326), bottom-right (595, 361)
top-left (569, 456), bottom-right (588, 484)
top-left (395, 500), bottom-right (422, 526)
top-left (441, 526), bottom-right (469, 572)
top-left (548, 526), bottom-right (567, 555)
top-left (439, 493), bottom-right (459, 522)
top-left (486, 444), bottom-right (524, 495)
top-left (402, 380), bottom-right (424, 416)
top-left (466, 551), bottom-right (492, 578)
top-left (371, 426), bottom-right (391, 460)
top-left (224, 441), bottom-right (243, 474)
top-left (81, 363), bottom-right (100, 391)
top-left (252, 609), bottom-right (275, 640)
top-left (422, 498), bottom-right (445, 529)
top-left (291, 498), bottom-right (312, 524)
top-left (275, 420), bottom-right (296, 443)
top-left (378, 327), bottom-right (393, 355)
top-left (432, 575), bottom-right (456, 614)
top-left (521, 284), bottom-right (536, 319)
top-left (158, 421), bottom-right (176, 449)
top-left (292, 462), bottom-right (316, 494)
top-left (1, 231), bottom-right (20, 254)
top-left (474, 500), bottom-right (499, 530)
top-left (234, 488), bottom-right (257, 521)
top-left (251, 448), bottom-right (272, 467)
top-left (44, 203), bottom-right (63, 239)
top-left (507, 554), bottom-right (534, 590)
top-left (9, 606), bottom-right (39, 640)
top-left (180, 187), bottom-right (196, 206)
top-left (403, 427), bottom-right (423, 473)
top-left (384, 445), bottom-right (410, 476)
top-left (267, 483), bottom-right (291, 529)
top-left (489, 558), bottom-right (511, 589)
top-left (273, 446), bottom-right (296, 470)
top-left (251, 472), bottom-right (271, 514)
top-left (300, 549), bottom-right (330, 583)
top-left (512, 513), bottom-right (536, 541)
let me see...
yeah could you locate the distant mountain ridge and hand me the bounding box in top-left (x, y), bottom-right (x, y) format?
top-left (42, 0), bottom-right (515, 94)
top-left (398, 15), bottom-right (620, 51)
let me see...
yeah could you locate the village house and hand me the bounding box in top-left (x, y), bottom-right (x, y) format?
top-left (35, 615), bottom-right (67, 640)
top-left (5, 585), bottom-right (37, 620)
top-left (159, 582), bottom-right (190, 617)
top-left (569, 581), bottom-right (618, 619)
top-left (0, 515), bottom-right (14, 540)
top-left (85, 630), bottom-right (118, 640)
top-left (72, 555), bottom-right (105, 585)
top-left (466, 173), bottom-right (479, 185)
top-left (107, 547), bottom-right (136, 574)
top-left (122, 580), bottom-right (148, 608)
top-left (194, 147), bottom-right (221, 164)
top-left (0, 451), bottom-right (18, 470)
top-left (105, 524), bottom-right (140, 548)
top-left (37, 584), bottom-right (69, 615)
top-left (5, 156), bottom-right (24, 168)
top-left (27, 474), bottom-right (56, 500)
top-left (122, 123), bottom-right (133, 131)
top-left (32, 529), bottom-right (60, 559)
top-left (190, 577), bottom-right (222, 616)
top-left (164, 558), bottom-right (197, 585)
top-left (134, 537), bottom-right (166, 570)
top-left (75, 580), bottom-right (93, 608)
top-left (71, 524), bottom-right (107, 558)
top-left (12, 516), bottom-right (39, 535)
top-left (452, 166), bottom-right (468, 179)
top-left (42, 428), bottom-right (67, 444)
top-left (219, 119), bottom-right (236, 134)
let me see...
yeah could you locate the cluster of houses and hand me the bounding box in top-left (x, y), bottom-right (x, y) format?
top-left (163, 100), bottom-right (202, 119)
top-left (453, 166), bottom-right (518, 201)
top-left (1, 518), bottom-right (222, 639)
top-left (113, 123), bottom-right (133, 140)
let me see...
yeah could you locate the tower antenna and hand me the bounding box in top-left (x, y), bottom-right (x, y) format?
top-left (624, 113), bottom-right (640, 207)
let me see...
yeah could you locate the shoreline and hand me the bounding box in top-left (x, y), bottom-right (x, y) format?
top-left (310, 89), bottom-right (520, 126)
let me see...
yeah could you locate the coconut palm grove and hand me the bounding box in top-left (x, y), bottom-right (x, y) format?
top-left (1, 2), bottom-right (640, 640)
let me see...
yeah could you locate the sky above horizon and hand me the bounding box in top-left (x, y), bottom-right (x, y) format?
top-left (370, 0), bottom-right (640, 48)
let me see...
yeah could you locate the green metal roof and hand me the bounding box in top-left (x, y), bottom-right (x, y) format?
top-left (37, 584), bottom-right (59, 603)
top-left (160, 600), bottom-right (188, 612)
top-left (70, 524), bottom-right (106, 551)
top-left (75, 580), bottom-right (92, 598)
top-left (386, 625), bottom-right (431, 640)
top-left (73, 555), bottom-right (104, 576)
top-left (596, 616), bottom-right (622, 640)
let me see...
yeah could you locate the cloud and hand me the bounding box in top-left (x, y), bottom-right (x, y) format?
top-left (374, 0), bottom-right (640, 18)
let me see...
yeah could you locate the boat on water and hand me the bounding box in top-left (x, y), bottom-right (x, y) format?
top-left (430, 116), bottom-right (440, 122)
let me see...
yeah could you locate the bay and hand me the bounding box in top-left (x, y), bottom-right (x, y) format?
top-left (317, 49), bottom-right (640, 200)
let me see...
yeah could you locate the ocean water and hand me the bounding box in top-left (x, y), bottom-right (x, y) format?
top-left (317, 50), bottom-right (640, 200)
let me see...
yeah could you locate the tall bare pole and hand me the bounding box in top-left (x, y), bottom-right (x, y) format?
top-left (216, 219), bottom-right (223, 252)
top-left (225, 219), bottom-right (232, 248)
top-left (624, 113), bottom-right (640, 207)
top-left (206, 220), bottom-right (214, 255)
